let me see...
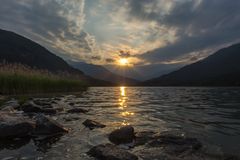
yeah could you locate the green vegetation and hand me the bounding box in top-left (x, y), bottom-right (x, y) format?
top-left (0, 63), bottom-right (88, 94)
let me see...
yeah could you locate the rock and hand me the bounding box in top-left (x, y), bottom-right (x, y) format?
top-left (5, 99), bottom-right (20, 108)
top-left (33, 134), bottom-right (62, 153)
top-left (33, 114), bottom-right (68, 136)
top-left (53, 97), bottom-right (61, 101)
top-left (82, 119), bottom-right (106, 130)
top-left (34, 99), bottom-right (52, 106)
top-left (1, 99), bottom-right (20, 112)
top-left (109, 126), bottom-right (135, 145)
top-left (68, 102), bottom-right (75, 106)
top-left (67, 108), bottom-right (88, 113)
top-left (63, 116), bottom-right (81, 122)
top-left (21, 101), bottom-right (57, 114)
top-left (147, 134), bottom-right (202, 156)
top-left (0, 112), bottom-right (35, 138)
top-left (135, 131), bottom-right (157, 146)
top-left (1, 106), bottom-right (15, 112)
top-left (134, 148), bottom-right (181, 160)
top-left (87, 144), bottom-right (138, 160)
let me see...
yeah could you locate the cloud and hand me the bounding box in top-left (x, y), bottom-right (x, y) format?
top-left (105, 58), bottom-right (115, 63)
top-left (119, 50), bottom-right (131, 58)
top-left (0, 0), bottom-right (98, 61)
top-left (126, 0), bottom-right (240, 63)
top-left (0, 0), bottom-right (239, 66)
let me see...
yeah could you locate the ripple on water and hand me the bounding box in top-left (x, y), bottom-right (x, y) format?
top-left (1, 87), bottom-right (240, 159)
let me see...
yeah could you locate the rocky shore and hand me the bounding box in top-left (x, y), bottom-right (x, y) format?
top-left (0, 97), bottom-right (239, 160)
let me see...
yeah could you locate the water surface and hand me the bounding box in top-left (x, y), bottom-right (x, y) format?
top-left (1, 87), bottom-right (240, 159)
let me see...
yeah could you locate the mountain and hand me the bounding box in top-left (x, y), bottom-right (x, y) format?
top-left (105, 63), bottom-right (181, 81)
top-left (68, 60), bottom-right (139, 85)
top-left (144, 43), bottom-right (240, 86)
top-left (0, 29), bottom-right (83, 74)
top-left (0, 29), bottom-right (109, 86)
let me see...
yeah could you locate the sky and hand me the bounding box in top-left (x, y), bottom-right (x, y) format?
top-left (0, 0), bottom-right (240, 66)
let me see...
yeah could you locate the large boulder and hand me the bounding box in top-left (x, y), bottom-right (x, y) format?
top-left (33, 114), bottom-right (68, 136)
top-left (109, 126), bottom-right (135, 145)
top-left (87, 144), bottom-right (138, 160)
top-left (0, 112), bottom-right (35, 138)
top-left (82, 119), bottom-right (106, 130)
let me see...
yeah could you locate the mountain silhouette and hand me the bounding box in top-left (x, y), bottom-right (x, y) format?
top-left (144, 43), bottom-right (240, 86)
top-left (0, 29), bottom-right (83, 74)
top-left (0, 29), bottom-right (110, 85)
top-left (68, 60), bottom-right (139, 85)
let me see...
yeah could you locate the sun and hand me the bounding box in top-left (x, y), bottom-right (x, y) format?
top-left (119, 58), bottom-right (129, 66)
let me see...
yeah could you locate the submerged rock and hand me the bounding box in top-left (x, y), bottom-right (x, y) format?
top-left (5, 99), bottom-right (20, 108)
top-left (87, 144), bottom-right (138, 160)
top-left (135, 131), bottom-right (157, 146)
top-left (33, 114), bottom-right (68, 136)
top-left (1, 99), bottom-right (20, 112)
top-left (67, 108), bottom-right (88, 114)
top-left (21, 101), bottom-right (57, 114)
top-left (1, 105), bottom-right (16, 112)
top-left (147, 134), bottom-right (202, 155)
top-left (109, 126), bottom-right (135, 145)
top-left (63, 116), bottom-right (81, 122)
top-left (82, 119), bottom-right (106, 130)
top-left (133, 132), bottom-right (203, 160)
top-left (0, 112), bottom-right (35, 138)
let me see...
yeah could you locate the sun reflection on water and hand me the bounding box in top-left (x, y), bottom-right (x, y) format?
top-left (120, 86), bottom-right (125, 96)
top-left (119, 86), bottom-right (135, 126)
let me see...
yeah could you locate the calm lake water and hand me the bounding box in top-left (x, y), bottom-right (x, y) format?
top-left (1, 87), bottom-right (240, 159)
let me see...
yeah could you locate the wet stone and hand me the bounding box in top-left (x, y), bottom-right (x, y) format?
top-left (0, 112), bottom-right (35, 138)
top-left (21, 101), bottom-right (57, 114)
top-left (32, 114), bottom-right (68, 136)
top-left (67, 108), bottom-right (88, 114)
top-left (146, 134), bottom-right (202, 156)
top-left (87, 143), bottom-right (138, 160)
top-left (1, 99), bottom-right (20, 112)
top-left (63, 116), bottom-right (81, 122)
top-left (135, 131), bottom-right (157, 146)
top-left (82, 119), bottom-right (106, 130)
top-left (109, 126), bottom-right (135, 145)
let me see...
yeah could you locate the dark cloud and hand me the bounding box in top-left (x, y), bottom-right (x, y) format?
top-left (0, 0), bottom-right (239, 66)
top-left (127, 0), bottom-right (240, 63)
top-left (91, 56), bottom-right (101, 61)
top-left (105, 58), bottom-right (115, 63)
top-left (0, 0), bottom-right (94, 59)
top-left (119, 50), bottom-right (131, 58)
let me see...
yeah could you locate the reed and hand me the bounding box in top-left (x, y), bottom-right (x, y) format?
top-left (0, 63), bottom-right (88, 94)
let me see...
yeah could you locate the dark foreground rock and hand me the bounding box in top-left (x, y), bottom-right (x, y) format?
top-left (67, 108), bottom-right (88, 113)
top-left (0, 112), bottom-right (35, 138)
top-left (109, 126), bottom-right (135, 145)
top-left (33, 114), bottom-right (68, 136)
top-left (82, 119), bottom-right (106, 130)
top-left (87, 144), bottom-right (138, 160)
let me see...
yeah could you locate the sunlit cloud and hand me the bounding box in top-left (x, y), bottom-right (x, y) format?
top-left (0, 0), bottom-right (240, 66)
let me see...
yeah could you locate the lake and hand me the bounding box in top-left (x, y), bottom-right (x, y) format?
top-left (1, 87), bottom-right (240, 159)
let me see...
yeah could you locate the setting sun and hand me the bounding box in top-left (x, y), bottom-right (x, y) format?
top-left (119, 58), bottom-right (129, 66)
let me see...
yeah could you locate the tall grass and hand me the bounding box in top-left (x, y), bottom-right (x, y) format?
top-left (0, 63), bottom-right (88, 94)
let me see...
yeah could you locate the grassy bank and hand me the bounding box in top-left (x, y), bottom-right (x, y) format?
top-left (0, 63), bottom-right (88, 94)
